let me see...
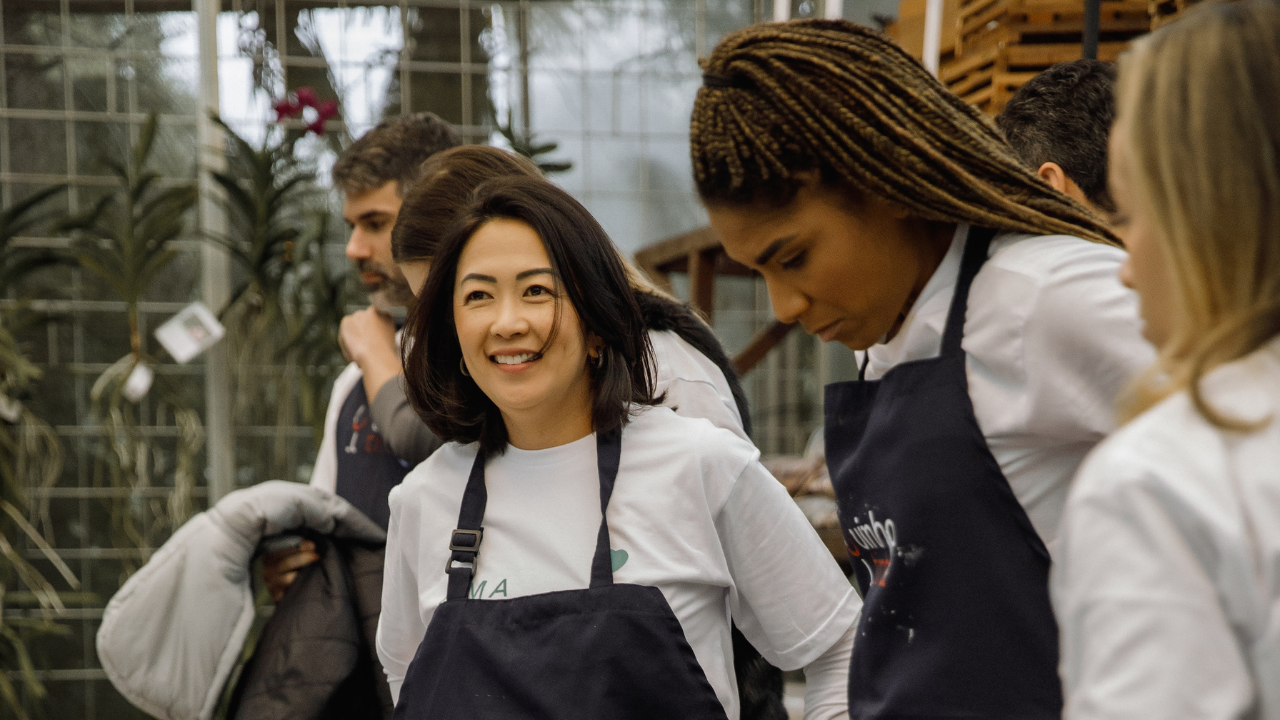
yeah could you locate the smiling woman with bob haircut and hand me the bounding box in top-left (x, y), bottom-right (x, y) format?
top-left (376, 176), bottom-right (860, 719)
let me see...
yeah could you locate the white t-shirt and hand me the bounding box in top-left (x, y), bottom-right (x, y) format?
top-left (310, 329), bottom-right (744, 491)
top-left (650, 329), bottom-right (748, 442)
top-left (1055, 339), bottom-right (1280, 720)
top-left (377, 406), bottom-right (860, 719)
top-left (864, 224), bottom-right (1154, 551)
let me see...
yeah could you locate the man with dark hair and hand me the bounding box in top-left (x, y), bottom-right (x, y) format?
top-left (263, 112), bottom-right (460, 598)
top-left (996, 59), bottom-right (1117, 217)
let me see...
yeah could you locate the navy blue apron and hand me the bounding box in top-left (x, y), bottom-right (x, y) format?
top-left (824, 226), bottom-right (1062, 719)
top-left (335, 381), bottom-right (411, 531)
top-left (392, 429), bottom-right (729, 720)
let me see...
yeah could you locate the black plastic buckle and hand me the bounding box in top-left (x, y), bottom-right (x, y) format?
top-left (449, 528), bottom-right (483, 553)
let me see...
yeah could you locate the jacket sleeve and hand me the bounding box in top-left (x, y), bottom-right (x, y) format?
top-left (369, 375), bottom-right (444, 467)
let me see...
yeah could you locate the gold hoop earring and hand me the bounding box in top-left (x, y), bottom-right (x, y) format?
top-left (459, 358), bottom-right (470, 377)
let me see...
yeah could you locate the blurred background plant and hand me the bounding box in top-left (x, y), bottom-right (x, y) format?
top-left (277, 214), bottom-right (358, 444)
top-left (496, 110), bottom-right (573, 175)
top-left (59, 114), bottom-right (204, 570)
top-left (207, 88), bottom-right (356, 472)
top-left (0, 185), bottom-right (83, 719)
top-left (208, 109), bottom-right (318, 481)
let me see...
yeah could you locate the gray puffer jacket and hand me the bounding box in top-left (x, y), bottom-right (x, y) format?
top-left (96, 481), bottom-right (385, 720)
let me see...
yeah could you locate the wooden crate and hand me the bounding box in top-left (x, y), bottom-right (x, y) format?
top-left (886, 0), bottom-right (961, 61)
top-left (1149, 0), bottom-right (1202, 28)
top-left (885, 0), bottom-right (1154, 114)
top-left (957, 0), bottom-right (1150, 58)
top-left (940, 38), bottom-right (1130, 113)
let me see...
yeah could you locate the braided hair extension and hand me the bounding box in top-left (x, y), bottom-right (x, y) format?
top-left (691, 19), bottom-right (1119, 245)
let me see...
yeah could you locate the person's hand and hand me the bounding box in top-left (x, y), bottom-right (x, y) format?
top-left (338, 307), bottom-right (398, 367)
top-left (339, 307), bottom-right (404, 402)
top-left (337, 304), bottom-right (401, 399)
top-left (262, 540), bottom-right (319, 603)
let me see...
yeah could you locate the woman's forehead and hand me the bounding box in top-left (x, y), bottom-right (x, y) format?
top-left (456, 219), bottom-right (552, 278)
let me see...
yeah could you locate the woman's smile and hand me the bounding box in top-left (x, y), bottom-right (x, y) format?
top-left (491, 350), bottom-right (541, 370)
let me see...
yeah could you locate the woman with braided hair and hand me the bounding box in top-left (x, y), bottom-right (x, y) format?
top-left (692, 19), bottom-right (1153, 720)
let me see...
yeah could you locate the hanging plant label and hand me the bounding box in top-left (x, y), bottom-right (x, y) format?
top-left (0, 394), bottom-right (22, 424)
top-left (155, 302), bottom-right (226, 364)
top-left (122, 364), bottom-right (155, 403)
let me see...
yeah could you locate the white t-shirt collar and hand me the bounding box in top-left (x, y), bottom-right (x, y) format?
top-left (502, 432), bottom-right (597, 468)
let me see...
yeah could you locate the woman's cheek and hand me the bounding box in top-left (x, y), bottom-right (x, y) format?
top-left (454, 310), bottom-right (488, 364)
top-left (1129, 224), bottom-right (1176, 349)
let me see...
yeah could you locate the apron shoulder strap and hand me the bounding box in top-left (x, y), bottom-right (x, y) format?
top-left (446, 448), bottom-right (488, 601)
top-left (589, 428), bottom-right (623, 588)
top-left (446, 428), bottom-right (625, 600)
top-left (941, 226), bottom-right (999, 358)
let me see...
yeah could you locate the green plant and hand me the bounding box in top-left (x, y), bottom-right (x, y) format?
top-left (206, 115), bottom-right (317, 480)
top-left (0, 186), bottom-right (80, 720)
top-left (0, 321), bottom-right (80, 720)
top-left (60, 113), bottom-right (204, 563)
top-left (204, 106), bottom-right (351, 478)
top-left (62, 115), bottom-right (197, 358)
top-left (496, 109), bottom-right (573, 175)
top-left (0, 185), bottom-right (67, 293)
top-left (207, 115), bottom-right (315, 311)
top-left (279, 214), bottom-right (360, 443)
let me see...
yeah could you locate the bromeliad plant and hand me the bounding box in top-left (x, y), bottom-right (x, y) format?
top-left (60, 114), bottom-right (204, 564)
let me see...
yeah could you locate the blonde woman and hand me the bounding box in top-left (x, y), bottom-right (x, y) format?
top-left (1054, 1), bottom-right (1280, 717)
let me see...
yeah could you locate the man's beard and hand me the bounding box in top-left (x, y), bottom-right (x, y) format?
top-left (358, 260), bottom-right (415, 309)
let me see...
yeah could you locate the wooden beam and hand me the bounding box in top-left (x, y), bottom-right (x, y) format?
top-left (733, 321), bottom-right (797, 376)
top-left (688, 248), bottom-right (718, 322)
top-left (634, 226), bottom-right (721, 275)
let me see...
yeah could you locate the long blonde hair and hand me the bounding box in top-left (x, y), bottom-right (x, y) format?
top-left (1117, 0), bottom-right (1280, 425)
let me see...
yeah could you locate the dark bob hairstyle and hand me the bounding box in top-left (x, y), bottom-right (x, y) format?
top-left (403, 176), bottom-right (659, 455)
top-left (391, 145), bottom-right (542, 263)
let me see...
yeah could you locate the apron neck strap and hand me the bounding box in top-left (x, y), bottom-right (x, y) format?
top-left (589, 428), bottom-right (623, 588)
top-left (940, 226), bottom-right (999, 358)
top-left (446, 448), bottom-right (490, 600)
top-left (445, 427), bottom-right (625, 601)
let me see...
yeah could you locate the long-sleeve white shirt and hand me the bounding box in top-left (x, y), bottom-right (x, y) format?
top-left (377, 406), bottom-right (860, 719)
top-left (864, 224), bottom-right (1154, 550)
top-left (1055, 338), bottom-right (1280, 720)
